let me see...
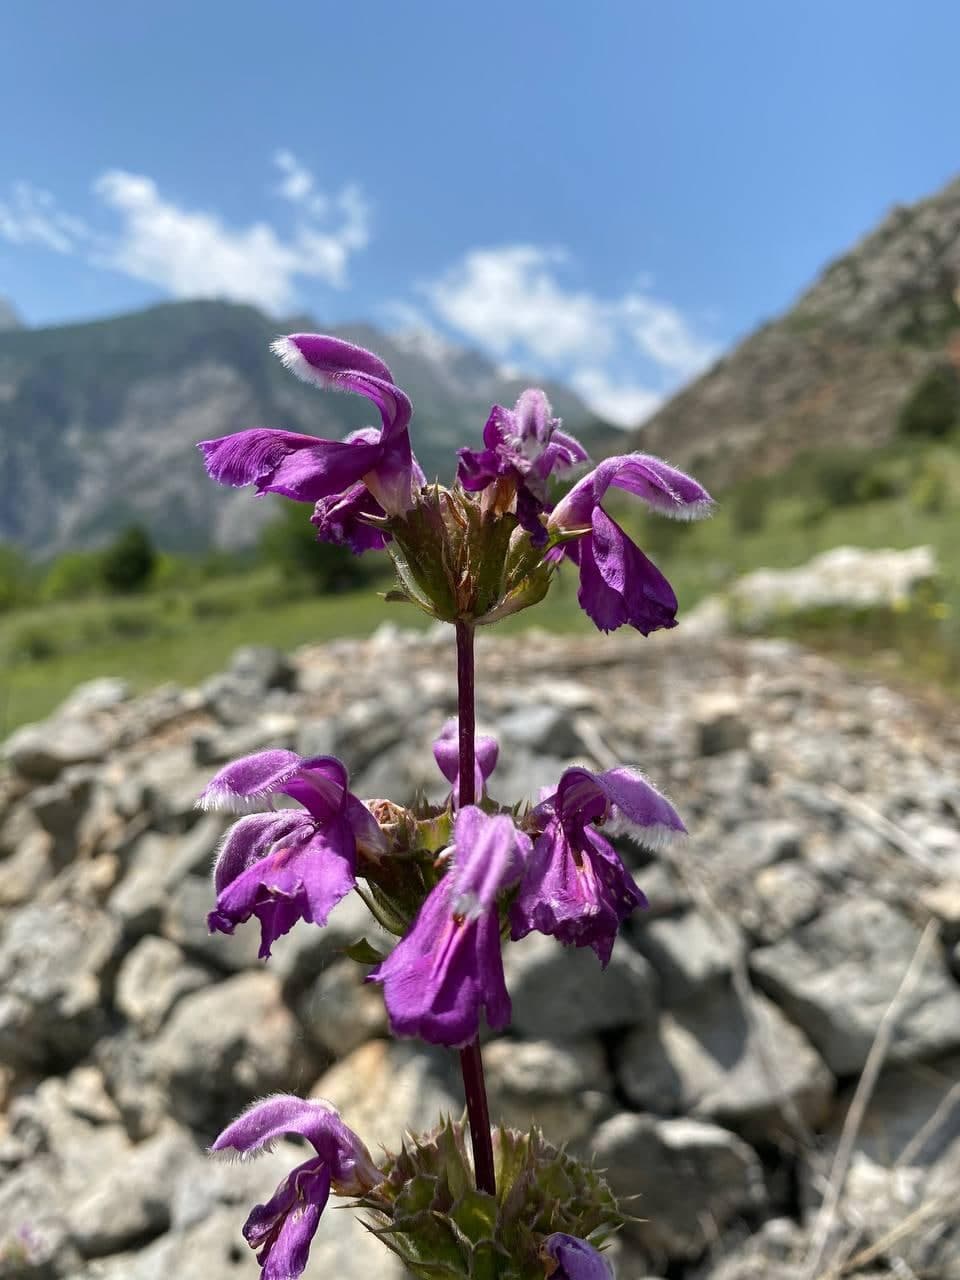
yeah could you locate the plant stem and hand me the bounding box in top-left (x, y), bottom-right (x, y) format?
top-left (454, 618), bottom-right (497, 1197)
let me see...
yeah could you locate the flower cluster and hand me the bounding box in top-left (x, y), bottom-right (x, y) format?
top-left (197, 333), bottom-right (711, 1278)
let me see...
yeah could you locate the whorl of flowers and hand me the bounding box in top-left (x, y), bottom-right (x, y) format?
top-left (198, 332), bottom-right (712, 1278)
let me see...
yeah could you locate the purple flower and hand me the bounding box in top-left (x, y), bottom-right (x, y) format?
top-left (548, 453), bottom-right (712, 633)
top-left (458, 389), bottom-right (588, 544)
top-left (199, 334), bottom-right (419, 518)
top-left (432, 718), bottom-right (499, 806)
top-left (511, 765), bottom-right (684, 966)
top-left (199, 750), bottom-right (385, 958)
top-left (211, 1094), bottom-right (379, 1280)
top-left (542, 1233), bottom-right (615, 1279)
top-left (369, 807), bottom-right (529, 1047)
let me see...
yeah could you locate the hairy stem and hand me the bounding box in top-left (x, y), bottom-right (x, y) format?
top-left (455, 618), bottom-right (496, 1197)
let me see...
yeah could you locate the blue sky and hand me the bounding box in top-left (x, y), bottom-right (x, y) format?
top-left (1, 0), bottom-right (958, 424)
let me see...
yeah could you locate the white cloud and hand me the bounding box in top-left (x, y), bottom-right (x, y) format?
top-left (415, 243), bottom-right (718, 425)
top-left (0, 182), bottom-right (92, 254)
top-left (426, 245), bottom-right (612, 363)
top-left (570, 369), bottom-right (662, 428)
top-left (0, 155), bottom-right (370, 313)
top-left (621, 294), bottom-right (718, 377)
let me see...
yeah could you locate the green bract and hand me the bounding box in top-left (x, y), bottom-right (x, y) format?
top-left (356, 1119), bottom-right (622, 1279)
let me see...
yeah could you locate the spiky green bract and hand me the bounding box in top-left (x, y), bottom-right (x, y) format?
top-left (384, 488), bottom-right (554, 625)
top-left (355, 1119), bottom-right (622, 1279)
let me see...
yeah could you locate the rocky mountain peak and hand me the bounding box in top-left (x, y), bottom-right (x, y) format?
top-left (632, 173), bottom-right (960, 489)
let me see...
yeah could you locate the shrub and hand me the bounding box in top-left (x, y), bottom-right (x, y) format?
top-left (259, 502), bottom-right (373, 594)
top-left (898, 366), bottom-right (960, 439)
top-left (41, 550), bottom-right (103, 601)
top-left (101, 524), bottom-right (157, 593)
top-left (728, 477), bottom-right (769, 533)
top-left (910, 460), bottom-right (951, 513)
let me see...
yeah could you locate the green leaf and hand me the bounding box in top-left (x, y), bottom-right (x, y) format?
top-left (342, 937), bottom-right (387, 965)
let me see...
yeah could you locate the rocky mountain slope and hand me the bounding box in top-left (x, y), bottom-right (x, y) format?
top-left (0, 298), bottom-right (22, 331)
top-left (634, 174), bottom-right (960, 489)
top-left (0, 301), bottom-right (618, 557)
top-left (1, 625), bottom-right (959, 1278)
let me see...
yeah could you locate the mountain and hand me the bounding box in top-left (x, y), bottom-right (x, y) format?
top-left (0, 298), bottom-right (23, 331)
top-left (0, 301), bottom-right (618, 556)
top-left (633, 175), bottom-right (960, 490)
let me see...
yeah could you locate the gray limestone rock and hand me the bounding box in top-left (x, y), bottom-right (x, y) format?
top-left (484, 1036), bottom-right (613, 1145)
top-left (67, 1124), bottom-right (196, 1257)
top-left (634, 911), bottom-right (742, 1005)
top-left (313, 1039), bottom-right (460, 1154)
top-left (161, 875), bottom-right (263, 972)
top-left (693, 692), bottom-right (751, 756)
top-left (151, 971), bottom-right (313, 1128)
top-left (115, 936), bottom-right (211, 1034)
top-left (620, 983), bottom-right (834, 1139)
top-left (750, 898), bottom-right (960, 1075)
top-left (591, 1112), bottom-right (766, 1261)
top-left (0, 900), bottom-right (121, 1069)
top-left (3, 721), bottom-right (113, 783)
top-left (506, 932), bottom-right (658, 1038)
top-left (296, 957), bottom-right (388, 1058)
top-left (108, 832), bottom-right (179, 937)
top-left (0, 1161), bottom-right (81, 1279)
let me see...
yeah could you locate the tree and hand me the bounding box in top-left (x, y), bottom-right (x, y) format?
top-left (259, 502), bottom-right (372, 594)
top-left (101, 524), bottom-right (157, 593)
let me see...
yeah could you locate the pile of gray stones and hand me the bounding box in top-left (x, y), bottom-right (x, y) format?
top-left (1, 622), bottom-right (959, 1279)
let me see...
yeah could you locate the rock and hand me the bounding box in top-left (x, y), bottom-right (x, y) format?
top-left (159, 811), bottom-right (228, 883)
top-left (295, 716), bottom-right (337, 760)
top-left (633, 860), bottom-right (691, 918)
top-left (635, 911), bottom-right (742, 1005)
top-left (115, 937), bottom-right (211, 1035)
top-left (921, 880), bottom-right (960, 946)
top-left (695, 1217), bottom-right (808, 1279)
top-left (591, 1112), bottom-right (766, 1261)
top-left (484, 1036), bottom-right (613, 1144)
top-left (151, 971), bottom-right (313, 1129)
top-left (94, 1032), bottom-right (169, 1141)
top-left (3, 721), bottom-right (112, 783)
top-left (730, 545), bottom-right (938, 629)
top-left (296, 958), bottom-right (388, 1058)
top-left (0, 829), bottom-right (55, 908)
top-left (58, 1066), bottom-right (121, 1127)
top-left (136, 746), bottom-right (212, 831)
top-left (620, 984), bottom-right (834, 1138)
top-left (161, 876), bottom-right (263, 972)
top-left (0, 901), bottom-right (121, 1069)
top-left (749, 861), bottom-right (822, 943)
top-left (54, 678), bottom-right (131, 719)
top-left (312, 1039), bottom-right (460, 1153)
top-left (0, 1161), bottom-right (81, 1279)
top-left (497, 704), bottom-right (586, 757)
top-left (26, 773), bottom-right (94, 855)
top-left (817, 1053), bottom-right (960, 1174)
top-left (108, 832), bottom-right (179, 937)
top-left (506, 933), bottom-right (658, 1038)
top-left (67, 1123), bottom-right (196, 1257)
top-left (711, 820), bottom-right (804, 880)
top-left (693, 692), bottom-right (751, 756)
top-left (750, 898), bottom-right (960, 1075)
top-left (486, 752), bottom-right (573, 810)
top-left (83, 1197), bottom-right (406, 1280)
top-left (268, 890), bottom-right (393, 991)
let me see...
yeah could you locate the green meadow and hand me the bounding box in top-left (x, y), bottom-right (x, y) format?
top-left (2, 438), bottom-right (959, 735)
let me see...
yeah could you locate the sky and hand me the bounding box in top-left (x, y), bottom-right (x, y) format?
top-left (1, 0), bottom-right (958, 426)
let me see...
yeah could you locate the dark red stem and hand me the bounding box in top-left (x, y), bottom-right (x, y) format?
top-left (454, 619), bottom-right (496, 1197)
